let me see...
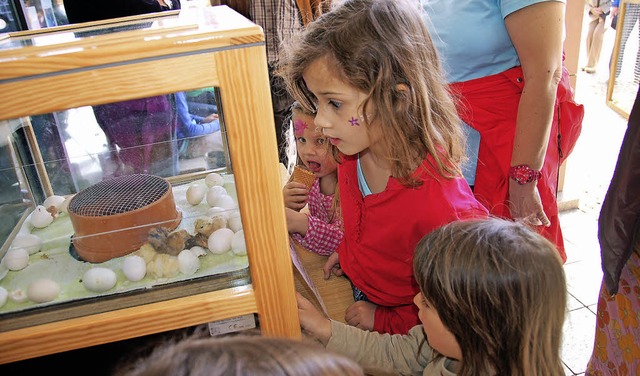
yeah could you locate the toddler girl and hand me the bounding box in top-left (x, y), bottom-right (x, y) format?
top-left (279, 0), bottom-right (488, 334)
top-left (297, 218), bottom-right (567, 375)
top-left (284, 102), bottom-right (342, 256)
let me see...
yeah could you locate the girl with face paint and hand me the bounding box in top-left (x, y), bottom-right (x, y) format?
top-left (278, 0), bottom-right (488, 335)
top-left (283, 102), bottom-right (342, 257)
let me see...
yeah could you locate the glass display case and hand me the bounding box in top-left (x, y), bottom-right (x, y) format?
top-left (0, 3), bottom-right (299, 363)
top-left (606, 0), bottom-right (640, 119)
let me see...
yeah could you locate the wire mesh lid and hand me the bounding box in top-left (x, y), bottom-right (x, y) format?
top-left (69, 174), bottom-right (171, 217)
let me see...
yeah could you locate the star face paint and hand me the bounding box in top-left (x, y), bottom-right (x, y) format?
top-left (294, 119), bottom-right (309, 136)
top-left (348, 116), bottom-right (360, 126)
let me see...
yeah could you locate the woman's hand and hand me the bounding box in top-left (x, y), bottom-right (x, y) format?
top-left (283, 181), bottom-right (309, 211)
top-left (296, 292), bottom-right (332, 346)
top-left (508, 180), bottom-right (550, 227)
top-left (323, 252), bottom-right (343, 279)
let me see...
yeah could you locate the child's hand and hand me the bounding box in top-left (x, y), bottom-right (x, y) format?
top-left (296, 292), bottom-right (332, 346)
top-left (283, 181), bottom-right (309, 211)
top-left (345, 300), bottom-right (377, 331)
top-left (285, 208), bottom-right (309, 235)
top-left (323, 252), bottom-right (343, 279)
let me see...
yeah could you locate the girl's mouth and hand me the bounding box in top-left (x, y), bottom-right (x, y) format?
top-left (328, 138), bottom-right (340, 146)
top-left (307, 161), bottom-right (321, 173)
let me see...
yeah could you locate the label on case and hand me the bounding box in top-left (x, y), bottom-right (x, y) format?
top-left (207, 314), bottom-right (256, 336)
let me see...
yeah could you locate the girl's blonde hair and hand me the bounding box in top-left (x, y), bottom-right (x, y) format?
top-left (278, 0), bottom-right (464, 186)
top-left (414, 218), bottom-right (566, 375)
top-left (114, 329), bottom-right (364, 376)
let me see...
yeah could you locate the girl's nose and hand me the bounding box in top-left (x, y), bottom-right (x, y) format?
top-left (314, 112), bottom-right (330, 132)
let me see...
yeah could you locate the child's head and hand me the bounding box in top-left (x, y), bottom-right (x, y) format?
top-left (115, 331), bottom-right (365, 376)
top-left (413, 218), bottom-right (566, 375)
top-left (279, 0), bottom-right (464, 184)
top-left (286, 101), bottom-right (338, 179)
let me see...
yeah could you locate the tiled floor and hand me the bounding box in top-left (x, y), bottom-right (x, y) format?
top-left (558, 14), bottom-right (636, 374)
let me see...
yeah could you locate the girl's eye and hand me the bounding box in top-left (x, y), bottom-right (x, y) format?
top-left (328, 100), bottom-right (341, 109)
top-left (296, 137), bottom-right (306, 144)
top-left (317, 138), bottom-right (326, 146)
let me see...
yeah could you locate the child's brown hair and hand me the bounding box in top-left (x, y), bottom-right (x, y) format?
top-left (414, 218), bottom-right (566, 375)
top-left (114, 330), bottom-right (364, 376)
top-left (278, 0), bottom-right (465, 186)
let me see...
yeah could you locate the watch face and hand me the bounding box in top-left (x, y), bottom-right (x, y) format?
top-left (516, 169), bottom-right (533, 184)
top-left (509, 165), bottom-right (540, 185)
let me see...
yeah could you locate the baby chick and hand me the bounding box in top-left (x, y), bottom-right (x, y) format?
top-left (147, 227), bottom-right (191, 256)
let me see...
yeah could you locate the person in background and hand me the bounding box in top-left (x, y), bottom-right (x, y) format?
top-left (421, 0), bottom-right (584, 262)
top-left (586, 87), bottom-right (640, 375)
top-left (63, 0), bottom-right (181, 177)
top-left (113, 330), bottom-right (365, 376)
top-left (63, 0), bottom-right (176, 23)
top-left (250, 0), bottom-right (303, 164)
top-left (582, 0), bottom-right (612, 74)
top-left (609, 0), bottom-right (640, 84)
top-left (297, 218), bottom-right (567, 375)
top-left (279, 0), bottom-right (488, 335)
top-left (175, 91), bottom-right (220, 159)
top-left (283, 102), bottom-right (342, 256)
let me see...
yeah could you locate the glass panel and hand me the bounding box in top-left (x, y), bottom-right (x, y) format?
top-left (0, 86), bottom-right (247, 330)
top-left (608, 0), bottom-right (640, 117)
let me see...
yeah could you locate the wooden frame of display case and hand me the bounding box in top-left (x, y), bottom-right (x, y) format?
top-left (0, 5), bottom-right (299, 363)
top-left (606, 0), bottom-right (640, 119)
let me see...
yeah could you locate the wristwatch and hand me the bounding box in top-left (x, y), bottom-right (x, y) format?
top-left (509, 164), bottom-right (542, 185)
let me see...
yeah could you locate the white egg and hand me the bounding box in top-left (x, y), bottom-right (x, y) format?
top-left (9, 289), bottom-right (28, 303)
top-left (122, 255), bottom-right (146, 282)
top-left (0, 286), bottom-right (7, 308)
top-left (43, 195), bottom-right (66, 210)
top-left (18, 224), bottom-right (33, 235)
top-left (206, 185), bottom-right (228, 206)
top-left (83, 267), bottom-right (117, 292)
top-left (3, 248), bottom-right (29, 271)
top-left (206, 206), bottom-right (229, 221)
top-left (189, 246), bottom-right (207, 257)
top-left (207, 228), bottom-right (234, 254)
top-left (27, 278), bottom-right (60, 303)
top-left (205, 172), bottom-right (224, 188)
top-left (228, 211), bottom-right (243, 232)
top-left (178, 249), bottom-right (200, 275)
top-left (214, 194), bottom-right (237, 211)
top-left (59, 195), bottom-right (74, 214)
top-left (11, 234), bottom-right (43, 255)
top-left (231, 230), bottom-right (247, 256)
top-left (186, 184), bottom-right (206, 206)
top-left (30, 205), bottom-right (54, 228)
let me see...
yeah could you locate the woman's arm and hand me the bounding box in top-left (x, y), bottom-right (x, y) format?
top-left (505, 1), bottom-right (564, 225)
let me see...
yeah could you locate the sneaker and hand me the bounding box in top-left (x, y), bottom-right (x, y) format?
top-left (583, 67), bottom-right (596, 74)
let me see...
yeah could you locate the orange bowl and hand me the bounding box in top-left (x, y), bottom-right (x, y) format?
top-left (68, 174), bottom-right (181, 263)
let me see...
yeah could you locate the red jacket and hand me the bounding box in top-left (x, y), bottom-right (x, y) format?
top-left (337, 154), bottom-right (488, 334)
